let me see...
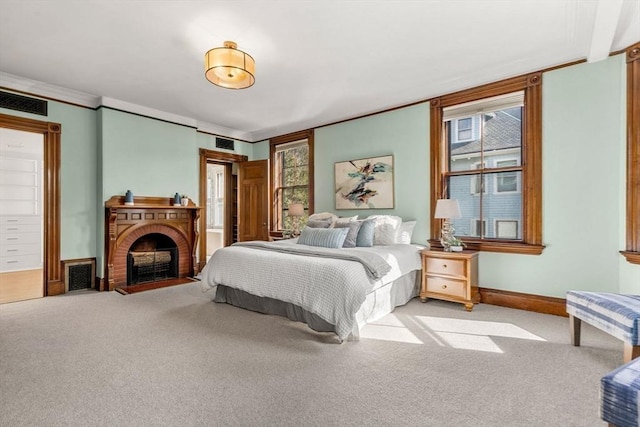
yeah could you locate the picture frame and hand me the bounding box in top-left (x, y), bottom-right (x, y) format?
top-left (334, 155), bottom-right (394, 210)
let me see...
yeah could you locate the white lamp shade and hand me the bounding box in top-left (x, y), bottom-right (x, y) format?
top-left (288, 203), bottom-right (305, 217)
top-left (434, 199), bottom-right (461, 219)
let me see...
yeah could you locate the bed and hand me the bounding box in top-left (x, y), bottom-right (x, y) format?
top-left (199, 218), bottom-right (423, 341)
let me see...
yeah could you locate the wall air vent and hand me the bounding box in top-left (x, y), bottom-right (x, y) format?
top-left (0, 91), bottom-right (48, 116)
top-left (64, 259), bottom-right (96, 292)
top-left (216, 137), bottom-right (234, 151)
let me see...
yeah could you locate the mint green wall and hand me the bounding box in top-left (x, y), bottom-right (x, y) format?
top-left (0, 103), bottom-right (98, 262)
top-left (314, 104), bottom-right (430, 243)
top-left (99, 109), bottom-right (199, 202)
top-left (2, 50), bottom-right (638, 294)
top-left (196, 132), bottom-right (254, 158)
top-left (480, 55), bottom-right (629, 297)
top-left (309, 54), bottom-right (638, 297)
top-left (252, 140), bottom-right (270, 160)
top-left (96, 110), bottom-right (255, 275)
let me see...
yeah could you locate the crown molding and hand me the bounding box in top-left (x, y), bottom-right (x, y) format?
top-left (99, 97), bottom-right (198, 129)
top-left (196, 120), bottom-right (252, 142)
top-left (0, 71), bottom-right (100, 108)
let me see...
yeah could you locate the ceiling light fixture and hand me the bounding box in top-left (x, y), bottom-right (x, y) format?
top-left (204, 41), bottom-right (255, 89)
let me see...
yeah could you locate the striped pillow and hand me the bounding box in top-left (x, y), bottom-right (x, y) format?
top-left (297, 227), bottom-right (348, 249)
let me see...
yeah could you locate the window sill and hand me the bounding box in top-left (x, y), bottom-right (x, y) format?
top-left (620, 251), bottom-right (640, 265)
top-left (428, 239), bottom-right (545, 255)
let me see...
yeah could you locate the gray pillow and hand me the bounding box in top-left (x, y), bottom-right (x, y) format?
top-left (356, 219), bottom-right (375, 247)
top-left (306, 219), bottom-right (333, 228)
top-left (307, 219), bottom-right (331, 228)
top-left (333, 221), bottom-right (362, 248)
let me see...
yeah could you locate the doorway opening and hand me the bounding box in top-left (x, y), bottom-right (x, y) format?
top-left (206, 163), bottom-right (226, 262)
top-left (198, 148), bottom-right (247, 272)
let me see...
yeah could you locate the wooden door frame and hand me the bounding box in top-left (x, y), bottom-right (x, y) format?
top-left (198, 148), bottom-right (247, 272)
top-left (0, 113), bottom-right (63, 296)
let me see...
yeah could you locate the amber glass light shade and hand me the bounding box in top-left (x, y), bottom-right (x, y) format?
top-left (204, 41), bottom-right (255, 89)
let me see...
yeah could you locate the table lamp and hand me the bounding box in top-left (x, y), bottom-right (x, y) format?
top-left (434, 198), bottom-right (461, 251)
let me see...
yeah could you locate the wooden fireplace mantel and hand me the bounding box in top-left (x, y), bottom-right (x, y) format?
top-left (103, 195), bottom-right (201, 291)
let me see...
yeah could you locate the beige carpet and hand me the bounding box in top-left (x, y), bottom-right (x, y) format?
top-left (0, 282), bottom-right (620, 426)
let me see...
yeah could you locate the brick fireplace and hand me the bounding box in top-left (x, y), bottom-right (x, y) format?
top-left (103, 195), bottom-right (200, 291)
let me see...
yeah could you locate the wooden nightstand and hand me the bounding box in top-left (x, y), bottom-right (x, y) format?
top-left (420, 249), bottom-right (480, 311)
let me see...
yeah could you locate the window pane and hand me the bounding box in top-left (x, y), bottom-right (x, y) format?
top-left (275, 140), bottom-right (310, 231)
top-left (447, 172), bottom-right (522, 240)
top-left (483, 107), bottom-right (522, 163)
top-left (447, 175), bottom-right (481, 238)
top-left (483, 171), bottom-right (522, 239)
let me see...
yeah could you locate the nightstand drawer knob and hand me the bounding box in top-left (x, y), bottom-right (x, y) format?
top-left (442, 285), bottom-right (447, 289)
top-left (442, 264), bottom-right (447, 268)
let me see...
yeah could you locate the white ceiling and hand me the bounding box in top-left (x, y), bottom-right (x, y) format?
top-left (0, 1), bottom-right (638, 142)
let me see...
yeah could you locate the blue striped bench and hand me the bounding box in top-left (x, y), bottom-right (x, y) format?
top-left (601, 357), bottom-right (640, 427)
top-left (566, 291), bottom-right (640, 363)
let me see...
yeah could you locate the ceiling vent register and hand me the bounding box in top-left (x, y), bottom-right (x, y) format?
top-left (0, 91), bottom-right (48, 116)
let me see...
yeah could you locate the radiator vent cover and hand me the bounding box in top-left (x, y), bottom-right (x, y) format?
top-left (64, 259), bottom-right (96, 292)
top-left (216, 137), bottom-right (234, 151)
top-left (0, 91), bottom-right (48, 116)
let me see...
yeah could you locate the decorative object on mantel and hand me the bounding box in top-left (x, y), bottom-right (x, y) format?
top-left (173, 193), bottom-right (181, 207)
top-left (288, 202), bottom-right (304, 237)
top-left (181, 194), bottom-right (189, 206)
top-left (434, 198), bottom-right (462, 252)
top-left (204, 40), bottom-right (255, 89)
top-left (124, 190), bottom-right (134, 206)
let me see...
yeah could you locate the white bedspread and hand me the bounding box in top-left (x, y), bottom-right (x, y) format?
top-left (199, 240), bottom-right (422, 339)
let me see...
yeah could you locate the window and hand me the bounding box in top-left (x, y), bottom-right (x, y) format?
top-left (270, 130), bottom-right (314, 234)
top-left (469, 162), bottom-right (486, 194)
top-left (470, 219), bottom-right (486, 237)
top-left (495, 159), bottom-right (520, 193)
top-left (430, 73), bottom-right (543, 255)
top-left (496, 220), bottom-right (518, 239)
top-left (456, 117), bottom-right (473, 141)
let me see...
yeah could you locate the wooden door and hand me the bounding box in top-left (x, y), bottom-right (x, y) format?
top-left (238, 159), bottom-right (269, 241)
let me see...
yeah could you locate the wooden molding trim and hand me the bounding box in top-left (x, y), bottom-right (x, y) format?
top-left (0, 113), bottom-right (62, 296)
top-left (479, 287), bottom-right (568, 317)
top-left (624, 42), bottom-right (640, 264)
top-left (198, 147), bottom-right (247, 163)
top-left (429, 73), bottom-right (543, 254)
top-left (268, 129), bottom-right (314, 232)
top-left (103, 200), bottom-right (200, 290)
top-left (198, 148), bottom-right (248, 271)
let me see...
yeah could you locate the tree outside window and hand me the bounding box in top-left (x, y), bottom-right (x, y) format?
top-left (270, 130), bottom-right (314, 235)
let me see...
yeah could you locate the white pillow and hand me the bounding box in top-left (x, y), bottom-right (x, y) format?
top-left (367, 215), bottom-right (403, 245)
top-left (395, 220), bottom-right (416, 244)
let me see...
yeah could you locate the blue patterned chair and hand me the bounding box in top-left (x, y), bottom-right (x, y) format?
top-left (566, 291), bottom-right (640, 363)
top-left (601, 357), bottom-right (640, 427)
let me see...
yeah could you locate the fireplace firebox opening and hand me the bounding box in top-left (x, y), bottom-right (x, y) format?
top-left (127, 233), bottom-right (178, 285)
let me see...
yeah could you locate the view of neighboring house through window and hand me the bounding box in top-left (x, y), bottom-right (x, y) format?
top-left (444, 91), bottom-right (523, 240)
top-left (273, 139), bottom-right (310, 231)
